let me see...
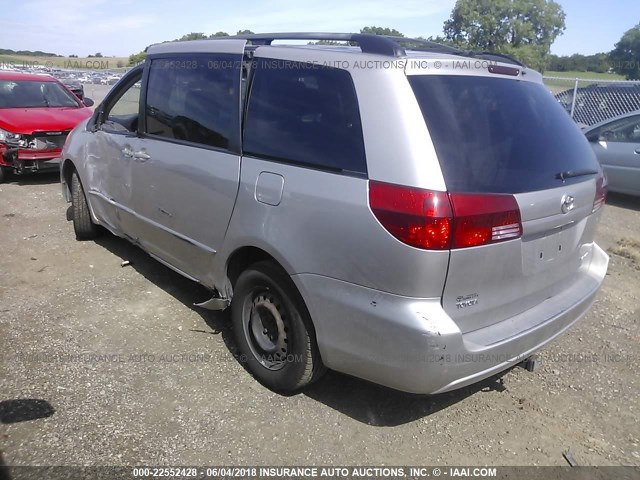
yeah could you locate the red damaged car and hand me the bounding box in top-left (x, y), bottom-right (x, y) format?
top-left (0, 71), bottom-right (93, 183)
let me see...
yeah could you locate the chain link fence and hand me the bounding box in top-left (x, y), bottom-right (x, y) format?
top-left (543, 76), bottom-right (640, 127)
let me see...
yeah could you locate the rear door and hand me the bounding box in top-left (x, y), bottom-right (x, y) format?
top-left (587, 113), bottom-right (640, 196)
top-left (409, 74), bottom-right (605, 334)
top-left (130, 41), bottom-right (245, 284)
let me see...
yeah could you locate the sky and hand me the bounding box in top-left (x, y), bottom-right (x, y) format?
top-left (0, 0), bottom-right (638, 58)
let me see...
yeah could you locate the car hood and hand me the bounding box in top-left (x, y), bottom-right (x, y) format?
top-left (0, 107), bottom-right (92, 134)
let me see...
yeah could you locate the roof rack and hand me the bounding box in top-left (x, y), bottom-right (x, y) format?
top-left (227, 33), bottom-right (406, 57)
top-left (224, 33), bottom-right (526, 67)
top-left (383, 36), bottom-right (526, 67)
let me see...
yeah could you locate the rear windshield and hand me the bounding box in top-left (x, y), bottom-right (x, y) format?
top-left (408, 75), bottom-right (600, 193)
top-left (0, 80), bottom-right (80, 109)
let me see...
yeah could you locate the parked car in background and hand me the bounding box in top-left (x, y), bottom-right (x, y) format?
top-left (0, 71), bottom-right (94, 182)
top-left (101, 74), bottom-right (121, 85)
top-left (584, 110), bottom-right (640, 196)
top-left (58, 76), bottom-right (85, 100)
top-left (556, 83), bottom-right (640, 126)
top-left (62, 79), bottom-right (84, 100)
top-left (60, 34), bottom-right (609, 394)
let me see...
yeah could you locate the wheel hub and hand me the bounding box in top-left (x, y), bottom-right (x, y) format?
top-left (247, 294), bottom-right (289, 369)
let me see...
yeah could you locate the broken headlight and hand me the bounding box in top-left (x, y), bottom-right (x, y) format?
top-left (0, 128), bottom-right (26, 147)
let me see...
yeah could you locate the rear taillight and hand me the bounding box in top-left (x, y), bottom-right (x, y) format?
top-left (368, 181), bottom-right (453, 250)
top-left (448, 193), bottom-right (522, 248)
top-left (592, 171), bottom-right (608, 213)
top-left (369, 181), bottom-right (522, 250)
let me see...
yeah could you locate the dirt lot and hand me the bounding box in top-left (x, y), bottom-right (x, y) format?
top-left (0, 173), bottom-right (639, 467)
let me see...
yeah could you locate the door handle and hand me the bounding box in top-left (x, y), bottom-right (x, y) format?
top-left (133, 151), bottom-right (151, 161)
top-left (634, 148), bottom-right (640, 155)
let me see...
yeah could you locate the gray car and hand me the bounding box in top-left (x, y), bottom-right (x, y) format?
top-left (584, 110), bottom-right (640, 196)
top-left (60, 34), bottom-right (609, 394)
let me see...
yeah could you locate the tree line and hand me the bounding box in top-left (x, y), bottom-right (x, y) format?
top-left (546, 53), bottom-right (611, 74)
top-left (0, 48), bottom-right (61, 57)
top-left (127, 0), bottom-right (640, 80)
top-left (127, 30), bottom-right (254, 65)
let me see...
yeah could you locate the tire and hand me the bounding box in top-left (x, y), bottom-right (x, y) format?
top-left (232, 261), bottom-right (325, 392)
top-left (0, 167), bottom-right (6, 184)
top-left (71, 171), bottom-right (98, 240)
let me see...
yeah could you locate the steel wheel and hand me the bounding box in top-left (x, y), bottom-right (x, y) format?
top-left (243, 290), bottom-right (290, 370)
top-left (232, 260), bottom-right (325, 391)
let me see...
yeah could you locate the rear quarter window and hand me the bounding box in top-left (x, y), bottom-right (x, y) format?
top-left (408, 75), bottom-right (600, 193)
top-left (243, 59), bottom-right (367, 175)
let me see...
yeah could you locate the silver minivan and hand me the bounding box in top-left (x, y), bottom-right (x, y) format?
top-left (584, 110), bottom-right (640, 196)
top-left (60, 34), bottom-right (609, 393)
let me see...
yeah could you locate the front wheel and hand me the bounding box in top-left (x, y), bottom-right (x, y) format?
top-left (0, 167), bottom-right (7, 184)
top-left (232, 261), bottom-right (325, 392)
top-left (71, 171), bottom-right (99, 240)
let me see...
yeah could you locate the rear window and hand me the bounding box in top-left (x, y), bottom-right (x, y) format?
top-left (408, 75), bottom-right (600, 193)
top-left (243, 59), bottom-right (367, 175)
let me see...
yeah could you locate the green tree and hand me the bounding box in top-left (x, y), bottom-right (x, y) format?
top-left (548, 52), bottom-right (613, 74)
top-left (128, 51), bottom-right (146, 66)
top-left (209, 31), bottom-right (230, 38)
top-left (424, 35), bottom-right (452, 45)
top-left (360, 26), bottom-right (404, 37)
top-left (94, 52), bottom-right (103, 58)
top-left (236, 29), bottom-right (254, 35)
top-left (610, 23), bottom-right (640, 80)
top-left (443, 0), bottom-right (566, 70)
top-left (176, 32), bottom-right (208, 41)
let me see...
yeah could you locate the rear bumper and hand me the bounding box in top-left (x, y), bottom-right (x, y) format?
top-left (293, 243), bottom-right (609, 394)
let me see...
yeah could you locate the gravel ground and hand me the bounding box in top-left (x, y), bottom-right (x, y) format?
top-left (0, 173), bottom-right (639, 468)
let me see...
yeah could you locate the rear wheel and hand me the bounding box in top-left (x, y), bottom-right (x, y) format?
top-left (0, 167), bottom-right (7, 184)
top-left (71, 171), bottom-right (98, 240)
top-left (232, 261), bottom-right (325, 392)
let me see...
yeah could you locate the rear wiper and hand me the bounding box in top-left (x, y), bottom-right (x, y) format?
top-left (555, 169), bottom-right (599, 181)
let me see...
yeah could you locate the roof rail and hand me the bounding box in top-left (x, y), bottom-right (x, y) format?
top-left (224, 32), bottom-right (526, 67)
top-left (227, 32), bottom-right (406, 57)
top-left (383, 36), bottom-right (525, 67)
top-left (382, 36), bottom-right (462, 54)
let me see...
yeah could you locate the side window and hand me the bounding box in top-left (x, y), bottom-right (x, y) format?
top-left (596, 115), bottom-right (640, 143)
top-left (144, 55), bottom-right (241, 150)
top-left (109, 81), bottom-right (141, 116)
top-left (243, 59), bottom-right (367, 175)
top-left (100, 72), bottom-right (142, 134)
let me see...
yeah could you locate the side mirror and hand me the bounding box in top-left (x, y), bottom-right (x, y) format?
top-left (83, 97), bottom-right (95, 107)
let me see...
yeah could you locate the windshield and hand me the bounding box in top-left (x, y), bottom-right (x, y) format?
top-left (0, 79), bottom-right (80, 109)
top-left (408, 75), bottom-right (601, 193)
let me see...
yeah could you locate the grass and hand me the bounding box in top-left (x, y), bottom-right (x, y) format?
top-left (609, 238), bottom-right (640, 269)
top-left (545, 71), bottom-right (626, 80)
top-left (0, 54), bottom-right (129, 71)
top-left (543, 71), bottom-right (628, 93)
